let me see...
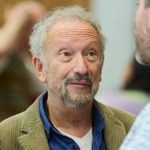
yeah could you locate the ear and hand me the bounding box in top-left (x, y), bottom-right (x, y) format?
top-left (32, 55), bottom-right (47, 83)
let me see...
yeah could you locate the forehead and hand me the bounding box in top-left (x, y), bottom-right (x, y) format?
top-left (47, 19), bottom-right (100, 41)
top-left (140, 0), bottom-right (150, 7)
top-left (136, 0), bottom-right (150, 14)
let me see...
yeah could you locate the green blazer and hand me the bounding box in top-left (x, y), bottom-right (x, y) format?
top-left (0, 97), bottom-right (135, 150)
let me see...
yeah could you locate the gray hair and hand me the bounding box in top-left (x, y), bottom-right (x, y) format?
top-left (145, 0), bottom-right (150, 7)
top-left (29, 6), bottom-right (105, 60)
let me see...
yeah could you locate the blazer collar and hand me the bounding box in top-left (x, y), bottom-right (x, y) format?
top-left (17, 96), bottom-right (126, 150)
top-left (18, 97), bottom-right (49, 150)
top-left (95, 101), bottom-right (127, 150)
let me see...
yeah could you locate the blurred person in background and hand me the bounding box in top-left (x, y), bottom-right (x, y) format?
top-left (0, 1), bottom-right (46, 121)
top-left (120, 0), bottom-right (150, 149)
top-left (101, 56), bottom-right (150, 115)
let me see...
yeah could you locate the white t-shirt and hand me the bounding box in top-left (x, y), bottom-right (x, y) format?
top-left (58, 128), bottom-right (93, 150)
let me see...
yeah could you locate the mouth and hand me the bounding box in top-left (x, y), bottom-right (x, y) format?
top-left (67, 80), bottom-right (91, 89)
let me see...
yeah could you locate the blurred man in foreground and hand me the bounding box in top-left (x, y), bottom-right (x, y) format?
top-left (120, 0), bottom-right (150, 149)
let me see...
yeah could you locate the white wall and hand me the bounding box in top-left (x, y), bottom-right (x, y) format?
top-left (90, 0), bottom-right (137, 98)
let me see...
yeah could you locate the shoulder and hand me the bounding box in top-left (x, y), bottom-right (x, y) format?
top-left (94, 100), bottom-right (135, 131)
top-left (140, 102), bottom-right (150, 115)
top-left (120, 103), bottom-right (150, 149)
top-left (0, 112), bottom-right (25, 148)
top-left (0, 96), bottom-right (40, 135)
top-left (0, 96), bottom-right (41, 148)
top-left (110, 106), bottom-right (135, 130)
top-left (0, 111), bottom-right (25, 131)
top-left (131, 103), bottom-right (150, 128)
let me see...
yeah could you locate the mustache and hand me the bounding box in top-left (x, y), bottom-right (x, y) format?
top-left (64, 73), bottom-right (93, 86)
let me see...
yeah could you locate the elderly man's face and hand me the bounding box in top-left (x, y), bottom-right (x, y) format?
top-left (135, 0), bottom-right (150, 65)
top-left (44, 20), bottom-right (103, 108)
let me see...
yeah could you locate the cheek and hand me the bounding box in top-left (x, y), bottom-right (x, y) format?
top-left (135, 6), bottom-right (143, 27)
top-left (91, 64), bottom-right (102, 82)
top-left (46, 68), bottom-right (57, 85)
top-left (136, 7), bottom-right (149, 29)
top-left (46, 62), bottom-right (59, 82)
top-left (47, 63), bottom-right (70, 83)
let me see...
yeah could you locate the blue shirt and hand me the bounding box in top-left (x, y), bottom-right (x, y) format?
top-left (120, 102), bottom-right (150, 150)
top-left (40, 92), bottom-right (106, 150)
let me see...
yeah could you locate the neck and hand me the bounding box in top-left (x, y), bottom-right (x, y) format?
top-left (46, 92), bottom-right (93, 138)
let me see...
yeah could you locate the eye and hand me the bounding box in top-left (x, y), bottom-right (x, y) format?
top-left (88, 50), bottom-right (96, 56)
top-left (59, 49), bottom-right (72, 62)
top-left (61, 51), bottom-right (70, 56)
top-left (86, 49), bottom-right (98, 62)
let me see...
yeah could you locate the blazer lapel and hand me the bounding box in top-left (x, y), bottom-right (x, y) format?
top-left (103, 111), bottom-right (126, 150)
top-left (18, 126), bottom-right (49, 150)
top-left (95, 101), bottom-right (127, 150)
top-left (17, 97), bottom-right (49, 150)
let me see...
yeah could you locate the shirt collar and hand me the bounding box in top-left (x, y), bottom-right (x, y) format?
top-left (40, 92), bottom-right (105, 137)
top-left (93, 100), bottom-right (105, 132)
top-left (40, 92), bottom-right (51, 138)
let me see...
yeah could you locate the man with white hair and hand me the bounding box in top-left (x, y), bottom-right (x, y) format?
top-left (0, 6), bottom-right (134, 150)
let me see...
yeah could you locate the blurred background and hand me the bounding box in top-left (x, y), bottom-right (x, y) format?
top-left (0, 0), bottom-right (90, 24)
top-left (91, 0), bottom-right (137, 95)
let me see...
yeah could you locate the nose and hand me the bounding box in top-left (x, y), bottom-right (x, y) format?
top-left (73, 54), bottom-right (88, 75)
